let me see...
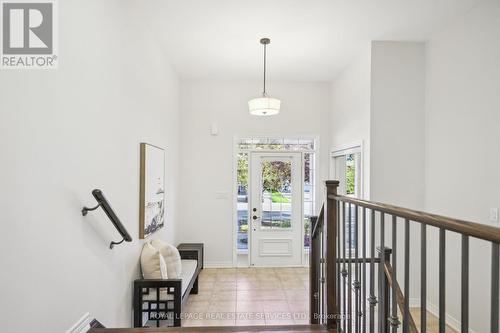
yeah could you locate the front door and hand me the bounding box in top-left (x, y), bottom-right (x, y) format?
top-left (250, 152), bottom-right (303, 266)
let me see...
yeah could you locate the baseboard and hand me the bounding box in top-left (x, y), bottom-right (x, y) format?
top-left (204, 261), bottom-right (234, 268)
top-left (65, 312), bottom-right (90, 333)
top-left (409, 297), bottom-right (420, 308)
top-left (409, 299), bottom-right (477, 333)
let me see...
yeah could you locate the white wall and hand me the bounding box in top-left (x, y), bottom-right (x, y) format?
top-left (178, 80), bottom-right (331, 266)
top-left (425, 1), bottom-right (500, 331)
top-left (370, 40), bottom-right (426, 310)
top-left (330, 46), bottom-right (371, 198)
top-left (370, 41), bottom-right (426, 209)
top-left (0, 1), bottom-right (181, 332)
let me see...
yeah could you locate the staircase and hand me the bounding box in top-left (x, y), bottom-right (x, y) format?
top-left (310, 181), bottom-right (500, 333)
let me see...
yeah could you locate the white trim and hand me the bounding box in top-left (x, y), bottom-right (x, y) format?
top-left (204, 261), bottom-right (235, 268)
top-left (330, 140), bottom-right (364, 199)
top-left (408, 298), bottom-right (477, 333)
top-left (65, 313), bottom-right (90, 333)
top-left (331, 140), bottom-right (363, 156)
top-left (232, 136), bottom-right (239, 267)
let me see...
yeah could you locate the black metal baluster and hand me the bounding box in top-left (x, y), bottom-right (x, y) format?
top-left (368, 209), bottom-right (376, 333)
top-left (461, 235), bottom-right (469, 333)
top-left (337, 200), bottom-right (341, 328)
top-left (341, 202), bottom-right (346, 331)
top-left (379, 213), bottom-right (385, 333)
top-left (403, 219), bottom-right (410, 333)
top-left (421, 224), bottom-right (427, 333)
top-left (492, 242), bottom-right (499, 333)
top-left (347, 203), bottom-right (352, 333)
top-left (342, 201), bottom-right (347, 333)
top-left (439, 228), bottom-right (446, 333)
top-left (362, 207), bottom-right (367, 333)
top-left (354, 205), bottom-right (360, 333)
top-left (390, 215), bottom-right (400, 332)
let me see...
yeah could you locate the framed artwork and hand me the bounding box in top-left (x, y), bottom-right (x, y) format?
top-left (139, 143), bottom-right (165, 239)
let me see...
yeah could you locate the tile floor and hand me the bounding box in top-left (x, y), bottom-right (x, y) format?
top-left (182, 267), bottom-right (456, 332)
top-left (182, 267), bottom-right (309, 327)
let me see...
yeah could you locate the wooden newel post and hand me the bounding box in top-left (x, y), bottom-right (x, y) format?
top-left (325, 180), bottom-right (339, 329)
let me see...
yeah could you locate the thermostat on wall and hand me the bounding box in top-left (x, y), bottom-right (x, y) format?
top-left (210, 123), bottom-right (218, 136)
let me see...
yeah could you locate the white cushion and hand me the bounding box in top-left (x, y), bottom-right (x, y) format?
top-left (140, 242), bottom-right (168, 279)
top-left (180, 259), bottom-right (198, 295)
top-left (142, 259), bottom-right (198, 301)
top-left (151, 239), bottom-right (182, 279)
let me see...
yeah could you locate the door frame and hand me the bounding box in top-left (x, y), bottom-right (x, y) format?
top-left (232, 135), bottom-right (319, 267)
top-left (248, 151), bottom-right (303, 267)
top-left (330, 140), bottom-right (364, 199)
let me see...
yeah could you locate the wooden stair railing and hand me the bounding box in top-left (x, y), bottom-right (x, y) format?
top-left (310, 180), bottom-right (500, 333)
top-left (384, 260), bottom-right (418, 333)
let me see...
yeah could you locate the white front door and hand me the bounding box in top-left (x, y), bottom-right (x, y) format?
top-left (249, 152), bottom-right (303, 266)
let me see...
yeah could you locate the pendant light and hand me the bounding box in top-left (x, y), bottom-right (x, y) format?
top-left (248, 38), bottom-right (281, 116)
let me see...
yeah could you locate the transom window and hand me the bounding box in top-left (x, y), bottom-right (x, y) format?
top-left (236, 137), bottom-right (316, 251)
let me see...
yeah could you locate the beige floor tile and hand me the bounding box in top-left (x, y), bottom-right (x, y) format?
top-left (264, 312), bottom-right (296, 326)
top-left (236, 290), bottom-right (260, 301)
top-left (206, 318), bottom-right (237, 326)
top-left (236, 300), bottom-right (264, 312)
top-left (235, 315), bottom-right (266, 326)
top-left (236, 280), bottom-right (259, 290)
top-left (208, 300), bottom-right (236, 312)
top-left (198, 281), bottom-right (215, 291)
top-left (256, 289), bottom-right (287, 301)
top-left (216, 275), bottom-right (237, 282)
top-left (213, 281), bottom-right (237, 291)
top-left (182, 319), bottom-right (207, 327)
top-left (187, 291), bottom-right (213, 302)
top-left (184, 300), bottom-right (210, 312)
top-left (201, 268), bottom-right (218, 274)
top-left (288, 300), bottom-right (308, 312)
top-left (211, 290), bottom-right (237, 301)
top-left (293, 314), bottom-right (310, 325)
top-left (281, 280), bottom-right (307, 289)
top-left (284, 289), bottom-right (308, 300)
top-left (262, 300), bottom-right (290, 312)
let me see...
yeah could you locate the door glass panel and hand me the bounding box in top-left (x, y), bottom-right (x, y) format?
top-left (237, 153), bottom-right (249, 250)
top-left (261, 160), bottom-right (292, 230)
top-left (346, 153), bottom-right (356, 196)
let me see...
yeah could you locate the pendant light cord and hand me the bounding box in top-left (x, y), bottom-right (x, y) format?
top-left (263, 43), bottom-right (267, 96)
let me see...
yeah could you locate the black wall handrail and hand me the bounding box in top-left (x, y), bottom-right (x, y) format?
top-left (82, 189), bottom-right (133, 249)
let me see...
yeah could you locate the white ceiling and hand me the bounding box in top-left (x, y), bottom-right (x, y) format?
top-left (141, 0), bottom-right (482, 82)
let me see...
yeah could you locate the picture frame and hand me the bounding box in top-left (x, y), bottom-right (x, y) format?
top-left (139, 143), bottom-right (165, 239)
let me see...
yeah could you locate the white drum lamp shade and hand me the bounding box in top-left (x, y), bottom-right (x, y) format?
top-left (248, 97), bottom-right (281, 116)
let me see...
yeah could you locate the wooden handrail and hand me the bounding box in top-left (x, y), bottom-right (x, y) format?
top-left (384, 263), bottom-right (419, 333)
top-left (311, 204), bottom-right (324, 238)
top-left (330, 194), bottom-right (500, 243)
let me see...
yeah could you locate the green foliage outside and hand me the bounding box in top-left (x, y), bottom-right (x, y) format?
top-left (262, 219), bottom-right (291, 228)
top-left (346, 154), bottom-right (355, 195)
top-left (304, 218), bottom-right (310, 233)
top-left (237, 153), bottom-right (248, 189)
top-left (262, 161), bottom-right (291, 192)
top-left (271, 191), bottom-right (290, 203)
